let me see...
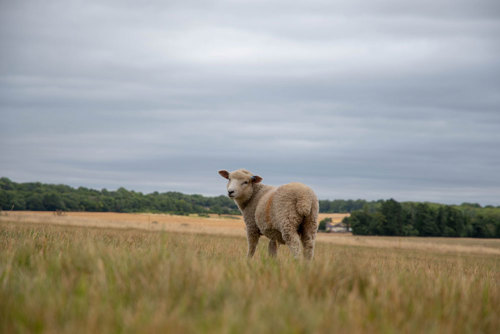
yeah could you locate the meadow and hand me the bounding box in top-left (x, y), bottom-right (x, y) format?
top-left (0, 212), bottom-right (499, 333)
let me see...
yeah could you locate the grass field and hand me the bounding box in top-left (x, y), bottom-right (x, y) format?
top-left (0, 212), bottom-right (499, 333)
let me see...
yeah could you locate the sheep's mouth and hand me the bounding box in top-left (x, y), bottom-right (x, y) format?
top-left (228, 194), bottom-right (235, 199)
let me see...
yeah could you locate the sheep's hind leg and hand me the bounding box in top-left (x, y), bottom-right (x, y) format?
top-left (300, 216), bottom-right (318, 260)
top-left (282, 227), bottom-right (301, 259)
top-left (300, 231), bottom-right (316, 260)
top-left (268, 239), bottom-right (278, 258)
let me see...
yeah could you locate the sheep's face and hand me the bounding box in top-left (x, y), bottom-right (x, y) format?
top-left (218, 169), bottom-right (262, 201)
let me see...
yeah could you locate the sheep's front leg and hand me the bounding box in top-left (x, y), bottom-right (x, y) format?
top-left (268, 239), bottom-right (278, 258)
top-left (246, 228), bottom-right (260, 259)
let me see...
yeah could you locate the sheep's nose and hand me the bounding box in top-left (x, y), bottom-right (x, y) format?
top-left (228, 190), bottom-right (235, 196)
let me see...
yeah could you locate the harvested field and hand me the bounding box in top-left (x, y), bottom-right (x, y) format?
top-left (1, 211), bottom-right (499, 256)
top-left (0, 218), bottom-right (498, 334)
top-left (0, 211), bottom-right (246, 236)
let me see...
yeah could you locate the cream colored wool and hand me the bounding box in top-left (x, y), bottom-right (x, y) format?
top-left (218, 169), bottom-right (319, 260)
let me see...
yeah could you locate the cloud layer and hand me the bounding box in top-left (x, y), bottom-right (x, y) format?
top-left (1, 0), bottom-right (500, 204)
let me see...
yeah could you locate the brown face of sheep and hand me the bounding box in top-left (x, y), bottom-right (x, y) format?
top-left (218, 170), bottom-right (262, 200)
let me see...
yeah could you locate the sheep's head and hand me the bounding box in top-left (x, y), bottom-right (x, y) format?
top-left (218, 169), bottom-right (262, 202)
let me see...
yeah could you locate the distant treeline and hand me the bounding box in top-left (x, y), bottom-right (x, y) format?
top-left (0, 177), bottom-right (374, 215)
top-left (0, 178), bottom-right (239, 215)
top-left (344, 199), bottom-right (500, 238)
top-left (319, 199), bottom-right (368, 213)
top-left (1, 178), bottom-right (499, 237)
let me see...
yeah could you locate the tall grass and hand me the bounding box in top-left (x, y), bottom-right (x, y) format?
top-left (0, 221), bottom-right (498, 333)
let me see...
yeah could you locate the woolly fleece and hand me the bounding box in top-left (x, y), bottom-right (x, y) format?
top-left (218, 169), bottom-right (319, 260)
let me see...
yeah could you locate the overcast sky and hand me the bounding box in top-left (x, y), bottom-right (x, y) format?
top-left (1, 0), bottom-right (499, 205)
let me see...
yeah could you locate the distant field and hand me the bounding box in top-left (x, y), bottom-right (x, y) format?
top-left (0, 211), bottom-right (248, 236)
top-left (0, 212), bottom-right (499, 333)
top-left (1, 211), bottom-right (499, 256)
top-left (0, 211), bottom-right (349, 238)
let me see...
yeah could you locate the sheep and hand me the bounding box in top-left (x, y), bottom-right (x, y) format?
top-left (218, 169), bottom-right (319, 260)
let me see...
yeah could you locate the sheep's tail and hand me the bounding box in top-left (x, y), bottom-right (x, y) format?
top-left (296, 189), bottom-right (319, 221)
top-left (297, 191), bottom-right (319, 235)
top-left (309, 198), bottom-right (319, 227)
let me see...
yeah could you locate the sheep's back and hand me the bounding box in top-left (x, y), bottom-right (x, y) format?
top-left (274, 183), bottom-right (317, 216)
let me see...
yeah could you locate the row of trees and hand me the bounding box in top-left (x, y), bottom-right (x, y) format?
top-left (0, 178), bottom-right (386, 215)
top-left (319, 199), bottom-right (368, 213)
top-left (0, 178), bottom-right (239, 215)
top-left (345, 199), bottom-right (500, 238)
top-left (2, 178), bottom-right (499, 237)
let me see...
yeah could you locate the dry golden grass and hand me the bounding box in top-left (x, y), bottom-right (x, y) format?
top-left (2, 211), bottom-right (499, 256)
top-left (0, 219), bottom-right (498, 334)
top-left (1, 212), bottom-right (348, 238)
top-left (0, 211), bottom-right (246, 236)
top-left (318, 213), bottom-right (350, 223)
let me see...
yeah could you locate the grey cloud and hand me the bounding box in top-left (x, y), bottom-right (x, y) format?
top-left (1, 0), bottom-right (499, 205)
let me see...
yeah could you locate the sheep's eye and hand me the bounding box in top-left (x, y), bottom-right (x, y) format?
top-left (242, 181), bottom-right (248, 185)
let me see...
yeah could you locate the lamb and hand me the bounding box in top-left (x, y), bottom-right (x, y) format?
top-left (218, 169), bottom-right (319, 260)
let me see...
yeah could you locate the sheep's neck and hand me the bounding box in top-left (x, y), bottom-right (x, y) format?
top-left (235, 184), bottom-right (257, 211)
top-left (236, 183), bottom-right (272, 216)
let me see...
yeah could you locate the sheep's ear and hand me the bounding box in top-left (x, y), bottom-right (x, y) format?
top-left (251, 175), bottom-right (263, 183)
top-left (218, 170), bottom-right (230, 179)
